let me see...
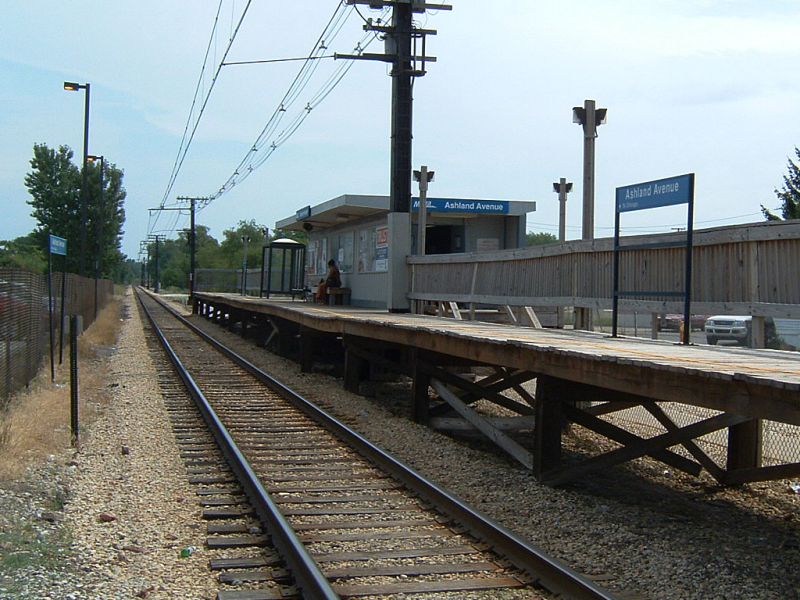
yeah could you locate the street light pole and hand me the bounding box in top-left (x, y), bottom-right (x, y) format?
top-left (87, 155), bottom-right (104, 320)
top-left (64, 82), bottom-right (90, 277)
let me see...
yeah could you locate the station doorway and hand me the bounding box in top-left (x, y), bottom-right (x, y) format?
top-left (422, 224), bottom-right (464, 255)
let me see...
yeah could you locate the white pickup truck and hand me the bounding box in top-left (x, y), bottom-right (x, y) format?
top-left (705, 315), bottom-right (752, 346)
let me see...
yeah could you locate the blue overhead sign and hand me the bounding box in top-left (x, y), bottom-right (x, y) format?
top-left (616, 173), bottom-right (693, 213)
top-left (49, 235), bottom-right (67, 256)
top-left (412, 197), bottom-right (509, 214)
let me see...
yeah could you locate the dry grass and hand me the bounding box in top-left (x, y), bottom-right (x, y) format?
top-left (0, 297), bottom-right (123, 481)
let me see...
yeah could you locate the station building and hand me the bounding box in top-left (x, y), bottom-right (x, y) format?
top-left (276, 194), bottom-right (536, 308)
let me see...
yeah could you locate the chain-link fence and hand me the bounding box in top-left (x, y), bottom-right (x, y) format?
top-left (600, 403), bottom-right (800, 471)
top-left (0, 267), bottom-right (112, 406)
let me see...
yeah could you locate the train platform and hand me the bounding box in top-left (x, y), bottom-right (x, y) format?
top-left (191, 292), bottom-right (800, 486)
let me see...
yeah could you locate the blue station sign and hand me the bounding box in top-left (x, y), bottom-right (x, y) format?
top-left (616, 173), bottom-right (693, 213)
top-left (49, 235), bottom-right (67, 256)
top-left (412, 197), bottom-right (509, 214)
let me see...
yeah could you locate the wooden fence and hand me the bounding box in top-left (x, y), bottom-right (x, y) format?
top-left (408, 220), bottom-right (800, 319)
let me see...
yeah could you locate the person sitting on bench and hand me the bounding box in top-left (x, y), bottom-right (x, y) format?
top-left (315, 259), bottom-right (341, 304)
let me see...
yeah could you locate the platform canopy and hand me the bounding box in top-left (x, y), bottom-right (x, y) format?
top-left (276, 194), bottom-right (537, 233)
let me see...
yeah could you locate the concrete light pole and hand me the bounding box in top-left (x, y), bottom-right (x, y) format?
top-left (552, 177), bottom-right (572, 243)
top-left (413, 166), bottom-right (435, 255)
top-left (572, 100), bottom-right (607, 330)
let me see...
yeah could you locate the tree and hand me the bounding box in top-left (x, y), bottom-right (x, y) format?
top-left (526, 231), bottom-right (558, 246)
top-left (762, 146), bottom-right (800, 221)
top-left (219, 220), bottom-right (269, 269)
top-left (24, 143), bottom-right (126, 277)
top-left (0, 234), bottom-right (47, 272)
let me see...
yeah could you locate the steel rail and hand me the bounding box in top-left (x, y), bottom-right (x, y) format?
top-left (142, 289), bottom-right (623, 600)
top-left (136, 290), bottom-right (340, 600)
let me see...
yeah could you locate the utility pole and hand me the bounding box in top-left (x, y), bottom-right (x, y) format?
top-left (337, 0), bottom-right (450, 312)
top-left (339, 1), bottom-right (449, 214)
top-left (152, 197), bottom-right (204, 294)
top-left (176, 196), bottom-right (204, 295)
top-left (148, 235), bottom-right (162, 293)
top-left (241, 235), bottom-right (250, 296)
top-left (552, 178), bottom-right (573, 243)
top-left (572, 100), bottom-right (607, 331)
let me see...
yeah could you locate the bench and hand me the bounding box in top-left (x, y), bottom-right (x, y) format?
top-left (327, 287), bottom-right (351, 305)
top-left (291, 287), bottom-right (311, 301)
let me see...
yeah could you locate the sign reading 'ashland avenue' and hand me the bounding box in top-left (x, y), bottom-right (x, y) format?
top-left (412, 197), bottom-right (510, 214)
top-left (615, 173), bottom-right (693, 213)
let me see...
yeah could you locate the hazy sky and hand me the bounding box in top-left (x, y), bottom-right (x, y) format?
top-left (2, 1), bottom-right (800, 260)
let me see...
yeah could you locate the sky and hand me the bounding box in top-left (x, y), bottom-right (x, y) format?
top-left (2, 1), bottom-right (800, 261)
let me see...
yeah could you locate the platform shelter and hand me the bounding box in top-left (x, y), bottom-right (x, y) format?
top-left (276, 194), bottom-right (536, 309)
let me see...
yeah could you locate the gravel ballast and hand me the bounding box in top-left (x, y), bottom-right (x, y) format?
top-left (2, 289), bottom-right (799, 599)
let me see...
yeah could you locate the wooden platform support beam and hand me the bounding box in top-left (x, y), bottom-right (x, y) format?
top-left (544, 408), bottom-right (747, 486)
top-left (344, 344), bottom-right (366, 394)
top-left (726, 419), bottom-right (763, 472)
top-left (533, 376), bottom-right (564, 479)
top-left (431, 379), bottom-right (534, 470)
top-left (411, 349), bottom-right (431, 425)
top-left (422, 364), bottom-right (536, 418)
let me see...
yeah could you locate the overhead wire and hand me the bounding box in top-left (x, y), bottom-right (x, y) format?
top-left (196, 3), bottom-right (390, 206)
top-left (149, 2), bottom-right (391, 242)
top-left (157, 0), bottom-right (253, 211)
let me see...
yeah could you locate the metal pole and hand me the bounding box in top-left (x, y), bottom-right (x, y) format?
top-left (80, 85), bottom-right (90, 277)
top-left (241, 236), bottom-right (250, 295)
top-left (154, 236), bottom-right (160, 293)
top-left (59, 258), bottom-right (67, 365)
top-left (189, 198), bottom-right (196, 295)
top-left (682, 174), bottom-right (696, 345)
top-left (612, 210), bottom-right (621, 337)
top-left (93, 156), bottom-right (104, 321)
top-left (70, 315), bottom-right (81, 449)
top-left (48, 249), bottom-right (55, 381)
top-left (390, 2), bottom-right (413, 214)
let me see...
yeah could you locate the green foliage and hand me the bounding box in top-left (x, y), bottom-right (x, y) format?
top-left (525, 231), bottom-right (558, 246)
top-left (219, 220), bottom-right (270, 269)
top-left (114, 258), bottom-right (141, 284)
top-left (24, 144), bottom-right (127, 277)
top-left (0, 234), bottom-right (47, 272)
top-left (142, 222), bottom-right (310, 291)
top-left (762, 146), bottom-right (800, 221)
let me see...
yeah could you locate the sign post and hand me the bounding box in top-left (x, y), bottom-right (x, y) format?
top-left (612, 174), bottom-right (695, 343)
top-left (47, 235), bottom-right (67, 380)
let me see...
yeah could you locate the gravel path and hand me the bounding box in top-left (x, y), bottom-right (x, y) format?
top-left (2, 288), bottom-right (799, 600)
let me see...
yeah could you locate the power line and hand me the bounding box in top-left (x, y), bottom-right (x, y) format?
top-left (201, 3), bottom-right (389, 207)
top-left (159, 0), bottom-right (253, 210)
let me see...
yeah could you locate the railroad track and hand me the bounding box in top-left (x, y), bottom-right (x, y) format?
top-left (136, 287), bottom-right (625, 600)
